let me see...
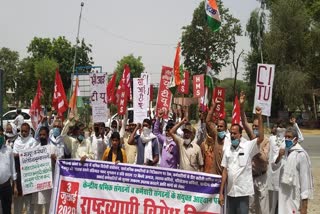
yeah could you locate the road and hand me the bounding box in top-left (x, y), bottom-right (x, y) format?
top-left (302, 135), bottom-right (320, 213)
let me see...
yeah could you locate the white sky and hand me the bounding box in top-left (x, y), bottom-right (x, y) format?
top-left (0, 0), bottom-right (260, 83)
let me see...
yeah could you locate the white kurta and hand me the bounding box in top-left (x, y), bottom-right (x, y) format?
top-left (273, 144), bottom-right (313, 213)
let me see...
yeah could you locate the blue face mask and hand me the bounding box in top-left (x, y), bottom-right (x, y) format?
top-left (52, 128), bottom-right (61, 138)
top-left (217, 131), bottom-right (226, 139)
top-left (285, 138), bottom-right (295, 149)
top-left (231, 138), bottom-right (240, 147)
top-left (77, 135), bottom-right (84, 142)
top-left (253, 129), bottom-right (259, 137)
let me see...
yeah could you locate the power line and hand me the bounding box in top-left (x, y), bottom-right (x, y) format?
top-left (82, 16), bottom-right (176, 47)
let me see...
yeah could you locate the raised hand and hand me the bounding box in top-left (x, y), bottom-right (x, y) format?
top-left (255, 106), bottom-right (262, 115)
top-left (239, 91), bottom-right (246, 107)
top-left (158, 109), bottom-right (164, 118)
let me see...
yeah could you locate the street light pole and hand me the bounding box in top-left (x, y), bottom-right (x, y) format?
top-left (72, 2), bottom-right (84, 74)
top-left (0, 68), bottom-right (3, 127)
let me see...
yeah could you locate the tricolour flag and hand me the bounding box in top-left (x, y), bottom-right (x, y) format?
top-left (52, 69), bottom-right (68, 116)
top-left (205, 0), bottom-right (221, 32)
top-left (69, 76), bottom-right (83, 113)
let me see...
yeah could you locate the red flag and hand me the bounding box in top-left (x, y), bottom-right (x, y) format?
top-left (232, 95), bottom-right (241, 125)
top-left (30, 80), bottom-right (43, 130)
top-left (193, 74), bottom-right (205, 98)
top-left (117, 65), bottom-right (131, 115)
top-left (213, 87), bottom-right (226, 120)
top-left (107, 72), bottom-right (117, 104)
top-left (178, 71), bottom-right (189, 94)
top-left (125, 65), bottom-right (131, 99)
top-left (52, 69), bottom-right (68, 116)
top-left (173, 43), bottom-right (181, 86)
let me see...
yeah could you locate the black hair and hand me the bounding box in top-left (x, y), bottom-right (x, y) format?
top-left (111, 131), bottom-right (120, 140)
top-left (231, 123), bottom-right (243, 134)
top-left (143, 118), bottom-right (152, 126)
top-left (17, 109), bottom-right (22, 114)
top-left (217, 119), bottom-right (228, 128)
top-left (165, 121), bottom-right (175, 131)
top-left (39, 126), bottom-right (49, 135)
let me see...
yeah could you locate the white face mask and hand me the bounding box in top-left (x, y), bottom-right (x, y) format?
top-left (142, 127), bottom-right (151, 136)
top-left (183, 139), bottom-right (191, 145)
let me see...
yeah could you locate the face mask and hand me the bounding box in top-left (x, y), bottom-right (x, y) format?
top-left (231, 138), bottom-right (240, 147)
top-left (166, 137), bottom-right (173, 141)
top-left (183, 139), bottom-right (191, 145)
top-left (253, 129), bottom-right (259, 137)
top-left (285, 137), bottom-right (296, 149)
top-left (0, 136), bottom-right (4, 147)
top-left (5, 132), bottom-right (15, 138)
top-left (77, 135), bottom-right (85, 142)
top-left (142, 127), bottom-right (151, 136)
top-left (40, 138), bottom-right (47, 146)
top-left (217, 131), bottom-right (226, 139)
top-left (52, 128), bottom-right (61, 138)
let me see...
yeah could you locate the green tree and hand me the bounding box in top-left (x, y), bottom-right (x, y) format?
top-left (0, 47), bottom-right (19, 92)
top-left (27, 36), bottom-right (93, 92)
top-left (115, 54), bottom-right (145, 85)
top-left (181, 1), bottom-right (242, 75)
top-left (34, 58), bottom-right (58, 105)
top-left (218, 78), bottom-right (248, 102)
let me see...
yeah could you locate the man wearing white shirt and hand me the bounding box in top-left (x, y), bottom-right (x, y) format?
top-left (273, 127), bottom-right (313, 214)
top-left (13, 109), bottom-right (24, 132)
top-left (219, 107), bottom-right (265, 214)
top-left (0, 131), bottom-right (18, 214)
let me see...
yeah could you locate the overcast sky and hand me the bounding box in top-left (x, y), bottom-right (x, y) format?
top-left (0, 0), bottom-right (260, 83)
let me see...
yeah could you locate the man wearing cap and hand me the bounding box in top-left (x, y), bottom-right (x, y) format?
top-left (170, 118), bottom-right (204, 172)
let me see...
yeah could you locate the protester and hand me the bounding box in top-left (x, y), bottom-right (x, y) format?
top-left (122, 116), bottom-right (138, 164)
top-left (128, 118), bottom-right (159, 166)
top-left (273, 127), bottom-right (313, 213)
top-left (154, 110), bottom-right (179, 169)
top-left (170, 118), bottom-right (204, 172)
top-left (219, 106), bottom-right (265, 214)
top-left (91, 122), bottom-right (108, 160)
top-left (201, 98), bottom-right (229, 175)
top-left (268, 120), bottom-right (286, 214)
top-left (13, 109), bottom-right (24, 132)
top-left (240, 92), bottom-right (270, 214)
top-left (13, 123), bottom-right (38, 214)
top-left (102, 132), bottom-right (127, 163)
top-left (289, 116), bottom-right (304, 143)
top-left (4, 123), bottom-right (18, 148)
top-left (32, 126), bottom-right (51, 214)
top-left (0, 127), bottom-right (18, 214)
top-left (48, 119), bottom-right (69, 159)
top-left (195, 108), bottom-right (207, 146)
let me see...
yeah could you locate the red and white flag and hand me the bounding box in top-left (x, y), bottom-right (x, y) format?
top-left (232, 95), bottom-right (241, 125)
top-left (52, 69), bottom-right (68, 116)
top-left (30, 80), bottom-right (43, 130)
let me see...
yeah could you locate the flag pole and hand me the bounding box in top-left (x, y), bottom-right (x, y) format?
top-left (72, 2), bottom-right (84, 74)
top-left (69, 2), bottom-right (84, 116)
